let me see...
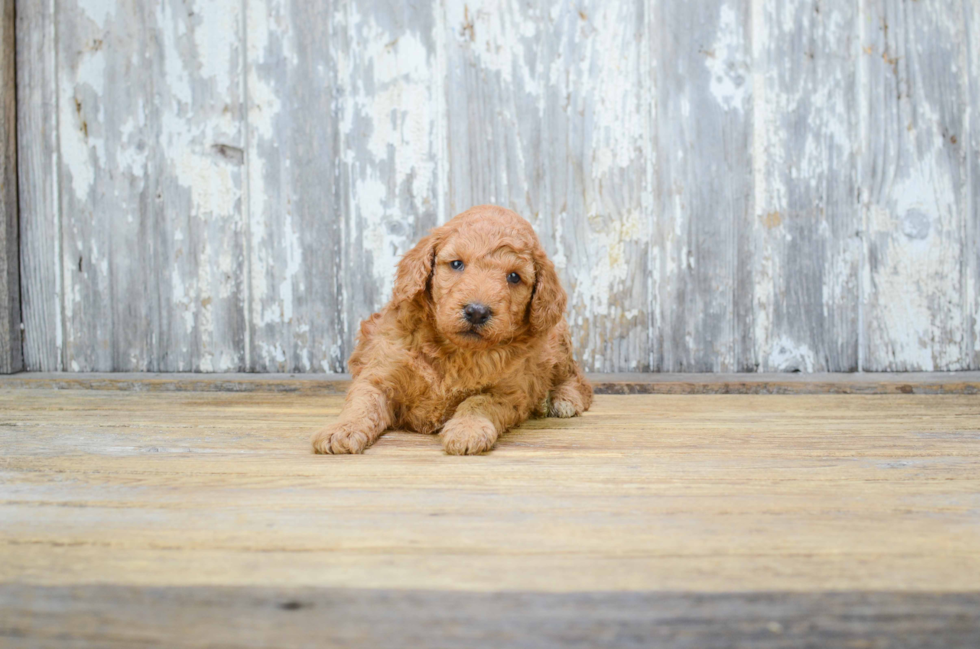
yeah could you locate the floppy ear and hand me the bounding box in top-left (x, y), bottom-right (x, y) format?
top-left (528, 245), bottom-right (567, 334)
top-left (392, 231), bottom-right (439, 306)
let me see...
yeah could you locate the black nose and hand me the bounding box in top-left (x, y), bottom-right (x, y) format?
top-left (463, 303), bottom-right (492, 326)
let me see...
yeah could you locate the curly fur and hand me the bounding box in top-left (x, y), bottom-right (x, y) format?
top-left (311, 205), bottom-right (593, 455)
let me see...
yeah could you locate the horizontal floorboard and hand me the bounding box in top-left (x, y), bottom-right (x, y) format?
top-left (2, 586), bottom-right (978, 649)
top-left (1, 388), bottom-right (979, 646)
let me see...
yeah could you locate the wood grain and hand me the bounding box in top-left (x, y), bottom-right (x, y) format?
top-left (14, 1), bottom-right (980, 373)
top-left (651, 0), bottom-right (748, 372)
top-left (859, 1), bottom-right (974, 371)
top-left (966, 4), bottom-right (980, 372)
top-left (2, 388), bottom-right (979, 644)
top-left (2, 586), bottom-right (978, 648)
top-left (245, 0), bottom-right (345, 372)
top-left (0, 0), bottom-right (21, 373)
top-left (339, 0), bottom-right (446, 366)
top-left (444, 0), bottom-right (654, 372)
top-left (15, 0), bottom-right (60, 371)
top-left (53, 0), bottom-right (248, 372)
top-left (741, 0), bottom-right (861, 372)
top-left (2, 390), bottom-right (979, 594)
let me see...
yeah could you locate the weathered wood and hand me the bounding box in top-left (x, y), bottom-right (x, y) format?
top-left (859, 1), bottom-right (974, 371)
top-left (245, 0), bottom-right (345, 372)
top-left (2, 389), bottom-right (979, 643)
top-left (740, 0), bottom-right (861, 372)
top-left (966, 6), bottom-right (980, 371)
top-left (0, 371), bottom-right (353, 393)
top-left (52, 0), bottom-right (248, 372)
top-left (245, 0), bottom-right (446, 372)
top-left (651, 0), bottom-right (748, 372)
top-left (2, 371), bottom-right (980, 395)
top-left (15, 0), bottom-right (60, 371)
top-left (13, 1), bottom-right (980, 374)
top-left (588, 371), bottom-right (980, 395)
top-left (444, 0), bottom-right (654, 372)
top-left (2, 586), bottom-right (978, 649)
top-left (1, 391), bottom-right (979, 608)
top-left (338, 0), bottom-right (447, 365)
top-left (0, 0), bottom-right (21, 373)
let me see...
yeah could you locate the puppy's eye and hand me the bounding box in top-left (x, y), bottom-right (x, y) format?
top-left (507, 272), bottom-right (521, 285)
top-left (450, 260), bottom-right (464, 271)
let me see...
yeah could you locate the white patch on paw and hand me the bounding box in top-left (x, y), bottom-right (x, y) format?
top-left (549, 399), bottom-right (578, 418)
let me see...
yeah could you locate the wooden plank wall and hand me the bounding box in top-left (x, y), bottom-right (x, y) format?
top-left (14, 0), bottom-right (980, 373)
top-left (0, 0), bottom-right (21, 373)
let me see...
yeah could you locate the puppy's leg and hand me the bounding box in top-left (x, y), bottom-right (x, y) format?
top-left (548, 370), bottom-right (593, 418)
top-left (441, 394), bottom-right (523, 456)
top-left (311, 381), bottom-right (393, 455)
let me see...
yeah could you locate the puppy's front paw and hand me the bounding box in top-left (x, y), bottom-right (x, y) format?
top-left (311, 423), bottom-right (371, 455)
top-left (549, 398), bottom-right (579, 418)
top-left (441, 416), bottom-right (498, 455)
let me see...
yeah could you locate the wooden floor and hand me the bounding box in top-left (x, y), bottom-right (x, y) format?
top-left (1, 383), bottom-right (979, 647)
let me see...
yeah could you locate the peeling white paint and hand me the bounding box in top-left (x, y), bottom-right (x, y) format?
top-left (277, 213), bottom-right (302, 324)
top-left (344, 5), bottom-right (442, 305)
top-left (746, 0), bottom-right (866, 372)
top-left (707, 4), bottom-right (749, 112)
top-left (59, 46), bottom-right (106, 200)
top-left (75, 0), bottom-right (114, 27)
top-left (26, 0), bottom-right (978, 374)
top-left (571, 210), bottom-right (645, 320)
top-left (445, 0), bottom-right (539, 90)
top-left (865, 160), bottom-right (964, 371)
top-left (54, 0), bottom-right (248, 371)
top-left (193, 1), bottom-right (240, 89)
top-left (160, 1), bottom-right (242, 224)
top-left (858, 0), bottom-right (971, 371)
top-left (356, 176), bottom-right (402, 302)
top-left (583, 4), bottom-right (642, 180)
top-left (767, 335), bottom-right (816, 373)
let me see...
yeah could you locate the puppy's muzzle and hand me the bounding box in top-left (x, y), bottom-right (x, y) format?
top-left (463, 303), bottom-right (493, 326)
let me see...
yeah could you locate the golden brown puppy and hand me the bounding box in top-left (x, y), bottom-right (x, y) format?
top-left (311, 205), bottom-right (592, 455)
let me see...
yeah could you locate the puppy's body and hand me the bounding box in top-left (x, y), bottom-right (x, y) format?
top-left (312, 206), bottom-right (592, 455)
top-left (350, 310), bottom-right (586, 436)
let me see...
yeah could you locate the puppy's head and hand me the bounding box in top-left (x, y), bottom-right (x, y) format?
top-left (392, 205), bottom-right (566, 349)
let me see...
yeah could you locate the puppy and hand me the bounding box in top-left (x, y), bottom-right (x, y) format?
top-left (311, 205), bottom-right (592, 455)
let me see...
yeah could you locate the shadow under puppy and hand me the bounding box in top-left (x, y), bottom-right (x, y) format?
top-left (312, 205), bottom-right (593, 455)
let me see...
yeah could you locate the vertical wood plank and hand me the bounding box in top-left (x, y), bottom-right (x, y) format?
top-left (651, 0), bottom-right (749, 372)
top-left (965, 4), bottom-right (980, 371)
top-left (56, 0), bottom-right (247, 371)
top-left (0, 0), bottom-right (21, 373)
top-left (443, 0), bottom-right (654, 372)
top-left (739, 0), bottom-right (861, 372)
top-left (245, 0), bottom-right (344, 372)
top-left (442, 1), bottom-right (539, 222)
top-left (55, 0), bottom-right (112, 371)
top-left (16, 0), bottom-right (61, 371)
top-left (340, 0), bottom-right (447, 363)
top-left (859, 0), bottom-right (973, 371)
top-left (247, 0), bottom-right (446, 373)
